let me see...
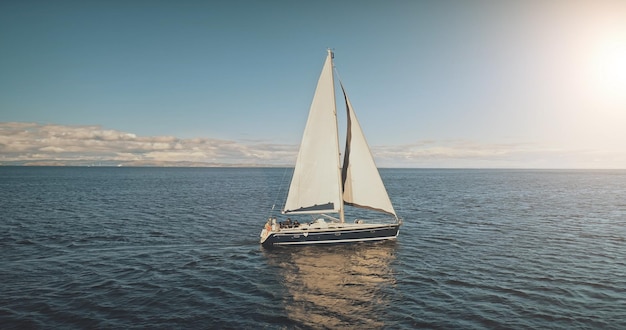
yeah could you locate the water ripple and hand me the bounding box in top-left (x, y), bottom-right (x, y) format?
top-left (1, 168), bottom-right (625, 329)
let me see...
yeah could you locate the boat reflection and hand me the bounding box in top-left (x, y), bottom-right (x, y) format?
top-left (264, 241), bottom-right (397, 329)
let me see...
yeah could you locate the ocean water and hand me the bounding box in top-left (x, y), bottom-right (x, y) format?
top-left (1, 167), bottom-right (625, 329)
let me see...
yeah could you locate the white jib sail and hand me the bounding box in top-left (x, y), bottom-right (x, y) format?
top-left (283, 51), bottom-right (342, 214)
top-left (340, 83), bottom-right (397, 217)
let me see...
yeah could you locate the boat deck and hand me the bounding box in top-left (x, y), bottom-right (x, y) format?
top-left (276, 221), bottom-right (395, 234)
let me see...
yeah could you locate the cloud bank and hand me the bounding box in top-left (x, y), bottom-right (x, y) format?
top-left (0, 122), bottom-right (296, 166)
top-left (1, 122), bottom-right (623, 168)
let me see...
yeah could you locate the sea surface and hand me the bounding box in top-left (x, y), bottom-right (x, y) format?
top-left (1, 167), bottom-right (625, 329)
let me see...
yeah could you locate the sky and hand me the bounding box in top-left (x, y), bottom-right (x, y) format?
top-left (1, 0), bottom-right (625, 168)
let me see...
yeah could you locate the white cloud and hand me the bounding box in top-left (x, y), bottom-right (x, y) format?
top-left (372, 140), bottom-right (626, 169)
top-left (1, 122), bottom-right (624, 168)
top-left (0, 122), bottom-right (297, 166)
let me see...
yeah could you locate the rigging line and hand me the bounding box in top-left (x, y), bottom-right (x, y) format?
top-left (333, 66), bottom-right (345, 88)
top-left (268, 166), bottom-right (292, 218)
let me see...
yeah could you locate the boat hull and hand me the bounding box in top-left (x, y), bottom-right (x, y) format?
top-left (261, 223), bottom-right (400, 248)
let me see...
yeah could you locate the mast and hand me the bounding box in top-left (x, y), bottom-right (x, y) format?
top-left (329, 49), bottom-right (346, 224)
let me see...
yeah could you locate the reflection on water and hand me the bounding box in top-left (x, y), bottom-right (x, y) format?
top-left (264, 242), bottom-right (397, 329)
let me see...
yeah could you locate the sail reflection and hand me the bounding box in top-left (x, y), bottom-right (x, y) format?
top-left (264, 242), bottom-right (397, 329)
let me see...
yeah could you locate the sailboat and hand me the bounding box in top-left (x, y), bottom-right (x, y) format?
top-left (260, 49), bottom-right (402, 247)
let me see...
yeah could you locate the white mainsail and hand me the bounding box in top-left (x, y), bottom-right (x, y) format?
top-left (283, 50), bottom-right (343, 215)
top-left (340, 83), bottom-right (397, 217)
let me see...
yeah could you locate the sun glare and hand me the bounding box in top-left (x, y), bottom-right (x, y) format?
top-left (592, 36), bottom-right (626, 105)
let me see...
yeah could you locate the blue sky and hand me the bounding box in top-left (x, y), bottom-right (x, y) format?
top-left (1, 0), bottom-right (625, 168)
